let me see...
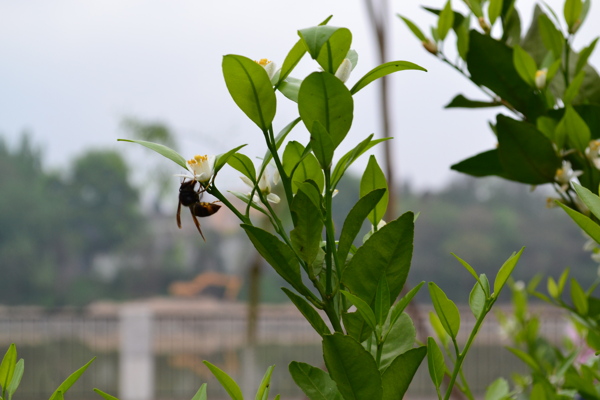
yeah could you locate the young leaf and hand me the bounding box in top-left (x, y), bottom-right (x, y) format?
top-left (282, 288), bottom-right (331, 337)
top-left (573, 183), bottom-right (600, 221)
top-left (340, 290), bottom-right (377, 332)
top-left (331, 135), bottom-right (389, 188)
top-left (289, 362), bottom-right (343, 400)
top-left (117, 139), bottom-right (187, 170)
top-left (557, 201), bottom-right (600, 244)
top-left (93, 389), bottom-right (120, 400)
top-left (376, 313), bottom-right (416, 371)
top-left (576, 37), bottom-right (599, 74)
top-left (277, 40), bottom-right (307, 86)
top-left (310, 121), bottom-right (335, 169)
top-left (350, 61), bottom-right (426, 95)
top-left (0, 344), bottom-right (16, 396)
top-left (374, 275), bottom-right (391, 326)
top-left (227, 153), bottom-right (256, 183)
top-left (342, 212), bottom-right (414, 306)
top-left (298, 26), bottom-right (347, 71)
top-left (538, 13), bottom-right (564, 59)
top-left (493, 248), bottom-right (525, 297)
top-left (6, 359), bottom-right (23, 400)
top-left (564, 0), bottom-right (583, 33)
top-left (278, 77), bottom-right (301, 103)
top-left (222, 54), bottom-right (277, 131)
top-left (315, 28), bottom-right (352, 74)
top-left (360, 156), bottom-right (388, 226)
top-left (203, 361), bottom-right (243, 400)
top-left (429, 312), bottom-right (449, 348)
top-left (255, 365), bottom-right (275, 400)
top-left (342, 312), bottom-right (373, 343)
top-left (556, 106), bottom-right (590, 153)
top-left (381, 347), bottom-right (427, 400)
top-left (298, 72), bottom-right (353, 150)
top-left (484, 378), bottom-right (510, 400)
top-left (322, 334), bottom-right (383, 400)
top-left (49, 357), bottom-right (96, 400)
top-left (427, 337), bottom-right (446, 390)
top-left (469, 280), bottom-right (487, 318)
top-left (451, 253), bottom-right (480, 283)
top-left (512, 45), bottom-right (538, 87)
top-left (191, 384), bottom-right (208, 400)
top-left (571, 279), bottom-right (589, 315)
top-left (387, 282), bottom-right (425, 331)
top-left (563, 70), bottom-right (586, 105)
top-left (428, 282), bottom-right (461, 339)
top-left (398, 15), bottom-right (428, 42)
top-left (261, 118), bottom-right (301, 168)
top-left (488, 0), bottom-right (503, 26)
top-left (290, 187), bottom-right (323, 264)
top-left (437, 0), bottom-right (454, 41)
top-left (215, 144), bottom-right (248, 175)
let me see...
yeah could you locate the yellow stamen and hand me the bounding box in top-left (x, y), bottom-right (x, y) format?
top-left (255, 58), bottom-right (271, 67)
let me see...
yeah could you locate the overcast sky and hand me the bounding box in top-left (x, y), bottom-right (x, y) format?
top-left (1, 0), bottom-right (599, 191)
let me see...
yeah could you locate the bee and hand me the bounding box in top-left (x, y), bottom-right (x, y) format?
top-left (177, 179), bottom-right (221, 241)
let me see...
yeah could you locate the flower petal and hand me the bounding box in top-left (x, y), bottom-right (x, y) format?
top-left (267, 193), bottom-right (280, 204)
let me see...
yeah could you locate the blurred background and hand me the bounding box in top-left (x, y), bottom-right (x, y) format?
top-left (1, 0), bottom-right (599, 399)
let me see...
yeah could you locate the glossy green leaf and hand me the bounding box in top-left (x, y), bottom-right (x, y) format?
top-left (341, 290), bottom-right (377, 331)
top-left (387, 282), bottom-right (425, 334)
top-left (298, 26), bottom-right (348, 71)
top-left (428, 282), bottom-right (461, 339)
top-left (564, 70), bottom-right (586, 105)
top-left (261, 118), bottom-right (301, 169)
top-left (331, 135), bottom-right (389, 188)
top-left (283, 141), bottom-right (324, 194)
top-left (445, 94), bottom-right (501, 108)
top-left (374, 275), bottom-right (391, 326)
top-left (278, 77), bottom-right (301, 103)
top-left (452, 253), bottom-right (480, 283)
top-left (469, 279), bottom-right (487, 318)
top-left (215, 144), bottom-right (248, 175)
top-left (118, 139), bottom-right (187, 170)
top-left (316, 28), bottom-right (352, 74)
top-left (360, 155), bottom-right (388, 226)
top-left (343, 212), bottom-right (414, 305)
top-left (493, 248), bottom-right (525, 296)
top-left (6, 359), bottom-right (23, 400)
top-left (277, 40), bottom-right (307, 86)
top-left (513, 45), bottom-right (537, 87)
top-left (437, 0), bottom-right (454, 41)
top-left (290, 187), bottom-right (323, 264)
top-left (576, 38), bottom-right (599, 74)
top-left (429, 312), bottom-right (449, 348)
top-left (322, 333), bottom-right (383, 400)
top-left (398, 15), bottom-right (427, 41)
top-left (298, 72), bottom-right (353, 149)
top-left (337, 189), bottom-right (386, 270)
top-left (376, 313), bottom-right (416, 371)
top-left (381, 347), bottom-right (426, 400)
top-left (191, 384), bottom-right (208, 400)
top-left (310, 121), bottom-right (335, 169)
top-left (538, 13), bottom-right (564, 58)
top-left (451, 149), bottom-right (507, 178)
top-left (573, 183), bottom-right (600, 220)
top-left (571, 278), bottom-right (589, 315)
top-left (227, 153), bottom-right (256, 183)
top-left (350, 61), bottom-right (426, 95)
top-left (485, 378), bottom-right (510, 400)
top-left (488, 0), bottom-right (503, 26)
top-left (342, 312), bottom-right (373, 343)
top-left (242, 225), bottom-right (312, 298)
top-left (0, 344), bottom-right (16, 395)
top-left (49, 357), bottom-right (96, 400)
top-left (255, 365), bottom-right (275, 400)
top-left (223, 54), bottom-right (276, 131)
top-left (282, 288), bottom-right (331, 337)
top-left (93, 389), bottom-right (120, 400)
top-left (496, 115), bottom-right (561, 184)
top-left (556, 106), bottom-right (590, 152)
top-left (564, 0), bottom-right (583, 33)
top-left (203, 361), bottom-right (243, 400)
top-left (289, 362), bottom-right (343, 400)
top-left (427, 337), bottom-right (446, 390)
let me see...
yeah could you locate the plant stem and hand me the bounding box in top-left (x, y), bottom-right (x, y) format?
top-left (324, 299), bottom-right (344, 332)
top-left (208, 186), bottom-right (249, 224)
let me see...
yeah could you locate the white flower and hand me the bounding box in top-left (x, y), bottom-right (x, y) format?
top-left (175, 154), bottom-right (215, 184)
top-left (334, 58), bottom-right (352, 83)
top-left (555, 160), bottom-right (583, 192)
top-left (255, 58), bottom-right (277, 80)
top-left (241, 169), bottom-right (280, 204)
top-left (585, 140), bottom-right (600, 169)
top-left (535, 68), bottom-right (547, 89)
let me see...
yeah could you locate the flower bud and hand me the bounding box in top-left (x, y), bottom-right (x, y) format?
top-left (334, 58), bottom-right (352, 83)
top-left (535, 69), bottom-right (547, 89)
top-left (422, 40), bottom-right (438, 55)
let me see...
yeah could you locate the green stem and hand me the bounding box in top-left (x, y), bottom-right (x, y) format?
top-left (458, 369), bottom-right (475, 400)
top-left (564, 35), bottom-right (572, 89)
top-left (208, 186), bottom-right (249, 224)
top-left (324, 299), bottom-right (344, 333)
top-left (376, 342), bottom-right (384, 366)
top-left (265, 127), bottom-right (294, 210)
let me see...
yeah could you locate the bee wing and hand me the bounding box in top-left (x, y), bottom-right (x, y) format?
top-left (189, 207), bottom-right (206, 242)
top-left (176, 201), bottom-right (183, 229)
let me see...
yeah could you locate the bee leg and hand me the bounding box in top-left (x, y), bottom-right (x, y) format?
top-left (177, 201), bottom-right (183, 229)
top-left (189, 207), bottom-right (206, 241)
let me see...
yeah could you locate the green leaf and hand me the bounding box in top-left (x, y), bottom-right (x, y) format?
top-left (6, 359), bottom-right (23, 400)
top-left (277, 40), bottom-right (307, 86)
top-left (255, 365), bottom-right (275, 400)
top-left (467, 31), bottom-right (546, 120)
top-left (342, 212), bottom-right (414, 306)
top-left (387, 282), bottom-right (425, 333)
top-left (322, 334), bottom-right (383, 400)
top-left (282, 141), bottom-right (325, 194)
top-left (360, 156), bottom-right (388, 226)
top-left (0, 344), bottom-right (16, 395)
top-left (337, 188), bottom-right (386, 268)
top-left (374, 275), bottom-right (391, 326)
top-left (350, 61), bottom-right (426, 95)
top-left (117, 139), bottom-right (187, 170)
top-left (488, 0), bottom-right (503, 26)
top-left (227, 153), bottom-right (256, 183)
top-left (564, 0), bottom-right (583, 33)
top-left (445, 94), bottom-right (501, 108)
top-left (429, 312), bottom-right (449, 348)
top-left (215, 144), bottom-right (248, 175)
top-left (398, 15), bottom-right (427, 41)
top-left (452, 253), bottom-right (480, 283)
top-left (290, 188), bottom-right (323, 264)
top-left (427, 337), bottom-right (446, 390)
top-left (316, 28), bottom-right (352, 74)
top-left (451, 149), bottom-right (507, 178)
top-left (575, 38), bottom-right (598, 74)
top-left (298, 72), bottom-right (353, 150)
top-left (262, 118), bottom-right (301, 168)
top-left (342, 312), bottom-right (373, 343)
top-left (93, 389), bottom-right (120, 400)
top-left (537, 116), bottom-right (559, 142)
top-left (485, 378), bottom-right (510, 400)
top-left (191, 384), bottom-right (208, 400)
top-left (278, 77), bottom-right (301, 103)
top-left (49, 357), bottom-right (96, 400)
top-left (376, 313), bottom-right (416, 371)
top-left (513, 45), bottom-right (538, 87)
top-left (282, 288), bottom-right (331, 337)
top-left (331, 135), bottom-right (389, 188)
top-left (556, 106), bottom-right (590, 152)
top-left (242, 225), bottom-right (311, 298)
top-left (456, 15), bottom-right (470, 60)
top-left (538, 13), bottom-right (564, 59)
top-left (340, 290), bottom-right (377, 331)
top-left (437, 0), bottom-right (454, 41)
top-left (203, 361), bottom-right (243, 400)
top-left (222, 54), bottom-right (276, 131)
top-left (289, 362), bottom-right (343, 400)
top-left (469, 279), bottom-right (487, 318)
top-left (507, 347), bottom-right (541, 372)
top-left (496, 115), bottom-right (561, 184)
top-left (381, 347), bottom-right (427, 400)
top-left (571, 278), bottom-right (589, 315)
top-left (493, 248), bottom-right (525, 296)
top-left (228, 191), bottom-right (268, 216)
top-left (563, 70), bottom-right (586, 105)
top-left (573, 183), bottom-right (600, 220)
top-left (428, 282), bottom-right (461, 339)
top-left (310, 121), bottom-right (335, 169)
